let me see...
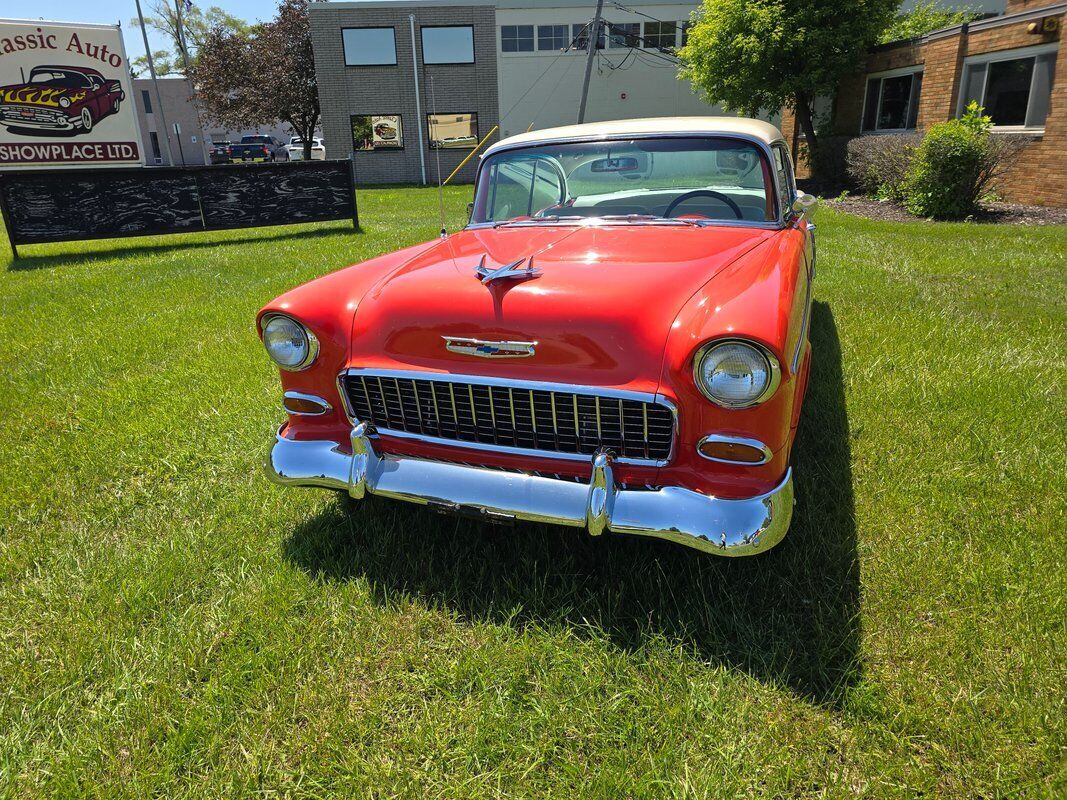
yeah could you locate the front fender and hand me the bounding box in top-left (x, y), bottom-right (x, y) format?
top-left (657, 228), bottom-right (808, 497)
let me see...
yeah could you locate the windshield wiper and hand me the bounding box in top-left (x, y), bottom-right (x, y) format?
top-left (598, 214), bottom-right (700, 226)
top-left (492, 215), bottom-right (584, 228)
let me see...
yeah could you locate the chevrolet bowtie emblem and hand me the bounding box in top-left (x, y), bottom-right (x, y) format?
top-left (443, 336), bottom-right (537, 358)
top-left (473, 254), bottom-right (542, 284)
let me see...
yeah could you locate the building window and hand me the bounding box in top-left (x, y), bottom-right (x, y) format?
top-left (642, 21), bottom-right (677, 50)
top-left (141, 90), bottom-right (152, 114)
top-left (537, 24), bottom-right (569, 51)
top-left (342, 27), bottom-right (397, 66)
top-left (422, 26), bottom-right (475, 64)
top-left (862, 69), bottom-right (923, 132)
top-left (501, 25), bottom-right (533, 53)
top-left (351, 115), bottom-right (403, 151)
top-left (607, 22), bottom-right (640, 49)
top-left (427, 112), bottom-right (479, 149)
top-left (680, 22), bottom-right (691, 48)
top-left (149, 131), bottom-right (161, 162)
top-left (572, 22), bottom-right (605, 51)
top-left (959, 46), bottom-right (1057, 129)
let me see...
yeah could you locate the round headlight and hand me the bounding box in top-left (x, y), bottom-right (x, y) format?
top-left (59, 96), bottom-right (71, 108)
top-left (261, 314), bottom-right (318, 371)
top-left (694, 339), bottom-right (780, 409)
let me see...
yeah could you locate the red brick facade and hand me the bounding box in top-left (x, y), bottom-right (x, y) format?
top-left (784, 0), bottom-right (1066, 206)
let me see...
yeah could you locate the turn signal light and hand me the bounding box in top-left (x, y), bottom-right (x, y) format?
top-left (697, 436), bottom-right (770, 464)
top-left (283, 393), bottom-right (330, 416)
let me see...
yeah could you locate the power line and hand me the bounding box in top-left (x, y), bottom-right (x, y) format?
top-left (500, 22), bottom-right (590, 125)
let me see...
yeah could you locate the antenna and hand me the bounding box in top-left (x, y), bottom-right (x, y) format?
top-left (429, 77), bottom-right (447, 238)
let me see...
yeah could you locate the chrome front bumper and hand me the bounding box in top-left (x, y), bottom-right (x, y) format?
top-left (266, 423), bottom-right (794, 556)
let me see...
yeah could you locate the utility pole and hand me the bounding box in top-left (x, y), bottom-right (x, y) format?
top-left (577, 0), bottom-right (604, 124)
top-left (134, 0), bottom-right (175, 166)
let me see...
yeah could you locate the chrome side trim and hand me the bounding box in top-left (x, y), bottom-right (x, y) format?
top-left (337, 368), bottom-right (679, 467)
top-left (283, 391), bottom-right (332, 416)
top-left (696, 434), bottom-right (773, 466)
top-left (266, 426), bottom-right (794, 557)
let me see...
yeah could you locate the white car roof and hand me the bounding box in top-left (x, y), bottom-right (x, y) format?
top-left (485, 117), bottom-right (784, 157)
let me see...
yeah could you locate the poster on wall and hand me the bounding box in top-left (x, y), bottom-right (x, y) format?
top-left (0, 18), bottom-right (145, 169)
top-left (351, 114), bottom-right (402, 151)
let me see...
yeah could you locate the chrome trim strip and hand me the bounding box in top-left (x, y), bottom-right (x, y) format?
top-left (443, 336), bottom-right (537, 359)
top-left (696, 434), bottom-right (773, 466)
top-left (692, 338), bottom-right (783, 409)
top-left (266, 426), bottom-right (794, 557)
top-left (336, 368), bottom-right (679, 467)
top-left (282, 391), bottom-right (332, 416)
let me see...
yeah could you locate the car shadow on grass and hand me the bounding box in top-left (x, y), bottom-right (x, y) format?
top-left (3, 223), bottom-right (360, 272)
top-left (282, 301), bottom-right (859, 706)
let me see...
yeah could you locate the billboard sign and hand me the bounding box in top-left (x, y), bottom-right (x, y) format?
top-left (0, 18), bottom-right (145, 168)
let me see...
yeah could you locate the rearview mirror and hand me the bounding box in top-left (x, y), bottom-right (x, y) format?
top-left (791, 192), bottom-right (818, 215)
top-left (590, 156), bottom-right (640, 173)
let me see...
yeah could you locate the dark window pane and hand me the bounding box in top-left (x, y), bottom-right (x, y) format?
top-left (877, 74), bottom-right (913, 130)
top-left (907, 73), bottom-right (923, 128)
top-left (608, 22), bottom-right (639, 48)
top-left (422, 26), bottom-right (475, 64)
top-left (342, 27), bottom-right (397, 66)
top-left (537, 24), bottom-right (569, 51)
top-left (643, 21), bottom-right (677, 50)
top-left (141, 89), bottom-right (152, 114)
top-left (1025, 52), bottom-right (1056, 128)
top-left (984, 57), bottom-right (1034, 126)
top-left (501, 25), bottom-right (533, 53)
top-left (862, 78), bottom-right (880, 131)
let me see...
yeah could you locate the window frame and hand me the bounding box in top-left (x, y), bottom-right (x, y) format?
top-left (426, 112), bottom-right (480, 150)
top-left (860, 65), bottom-right (924, 134)
top-left (607, 22), bottom-right (640, 49)
top-left (421, 25), bottom-right (476, 65)
top-left (536, 24), bottom-right (570, 51)
top-left (956, 43), bottom-right (1058, 133)
top-left (642, 21), bottom-right (677, 50)
top-left (501, 25), bottom-right (534, 53)
top-left (341, 26), bottom-right (398, 67)
top-left (350, 114), bottom-right (404, 152)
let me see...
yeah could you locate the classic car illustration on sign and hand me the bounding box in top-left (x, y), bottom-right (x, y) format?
top-left (260, 118), bottom-right (817, 556)
top-left (0, 65), bottom-right (124, 135)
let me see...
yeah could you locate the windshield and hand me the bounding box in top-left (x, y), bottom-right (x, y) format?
top-left (472, 137), bottom-right (776, 225)
top-left (29, 69), bottom-right (91, 88)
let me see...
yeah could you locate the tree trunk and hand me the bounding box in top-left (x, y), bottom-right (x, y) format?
top-left (793, 92), bottom-right (818, 165)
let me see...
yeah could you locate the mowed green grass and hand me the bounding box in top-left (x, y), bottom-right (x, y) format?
top-left (0, 186), bottom-right (1064, 798)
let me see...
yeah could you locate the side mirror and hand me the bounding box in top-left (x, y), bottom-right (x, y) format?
top-left (791, 192), bottom-right (818, 215)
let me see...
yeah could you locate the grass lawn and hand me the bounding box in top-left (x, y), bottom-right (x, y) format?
top-left (1, 186), bottom-right (1064, 798)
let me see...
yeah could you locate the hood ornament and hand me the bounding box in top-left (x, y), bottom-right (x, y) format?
top-left (474, 254), bottom-right (542, 285)
top-left (443, 336), bottom-right (537, 359)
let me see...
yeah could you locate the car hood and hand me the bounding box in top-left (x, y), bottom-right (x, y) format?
top-left (0, 84), bottom-right (88, 107)
top-left (350, 223), bottom-right (773, 387)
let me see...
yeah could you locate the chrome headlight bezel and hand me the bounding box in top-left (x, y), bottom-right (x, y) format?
top-left (59, 96), bottom-right (71, 108)
top-left (261, 313), bottom-right (319, 372)
top-left (692, 338), bottom-right (782, 409)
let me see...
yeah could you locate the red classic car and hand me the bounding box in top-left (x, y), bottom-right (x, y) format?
top-left (0, 65), bottom-right (124, 135)
top-left (260, 118), bottom-right (817, 556)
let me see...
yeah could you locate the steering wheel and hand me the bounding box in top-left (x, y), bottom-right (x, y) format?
top-left (664, 190), bottom-right (743, 220)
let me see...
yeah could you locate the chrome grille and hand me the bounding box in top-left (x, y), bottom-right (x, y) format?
top-left (341, 372), bottom-right (674, 463)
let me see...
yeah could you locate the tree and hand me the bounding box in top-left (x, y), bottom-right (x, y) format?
top-left (131, 49), bottom-right (181, 79)
top-left (131, 2), bottom-right (251, 75)
top-left (190, 0), bottom-right (319, 160)
top-left (678, 0), bottom-right (898, 157)
top-left (878, 1), bottom-right (979, 45)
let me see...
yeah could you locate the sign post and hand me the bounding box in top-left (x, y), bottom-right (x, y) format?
top-left (0, 18), bottom-right (147, 169)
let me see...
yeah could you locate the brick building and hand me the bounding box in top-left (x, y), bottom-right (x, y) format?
top-left (781, 0), bottom-right (1066, 207)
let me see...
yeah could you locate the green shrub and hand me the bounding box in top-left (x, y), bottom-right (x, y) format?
top-left (902, 103), bottom-right (992, 219)
top-left (846, 134), bottom-right (919, 201)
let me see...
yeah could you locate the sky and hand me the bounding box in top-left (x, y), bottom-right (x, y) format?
top-left (11, 0), bottom-right (271, 66)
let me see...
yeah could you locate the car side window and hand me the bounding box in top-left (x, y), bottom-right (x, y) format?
top-left (488, 158), bottom-right (564, 220)
top-left (772, 145), bottom-right (796, 213)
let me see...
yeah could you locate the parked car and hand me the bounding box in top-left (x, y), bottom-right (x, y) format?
top-left (208, 140), bottom-right (232, 164)
top-left (259, 117), bottom-right (817, 556)
top-left (227, 142), bottom-right (276, 163)
top-left (0, 64), bottom-right (124, 135)
top-left (283, 137), bottom-right (326, 160)
top-left (239, 134), bottom-right (286, 161)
